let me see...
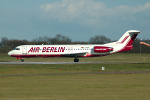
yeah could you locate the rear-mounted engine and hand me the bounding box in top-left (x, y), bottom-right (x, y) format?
top-left (94, 46), bottom-right (113, 53)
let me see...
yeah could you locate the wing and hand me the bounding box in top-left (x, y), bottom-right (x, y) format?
top-left (62, 52), bottom-right (87, 57)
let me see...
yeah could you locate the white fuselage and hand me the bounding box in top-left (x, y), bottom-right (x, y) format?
top-left (8, 44), bottom-right (118, 58)
top-left (8, 30), bottom-right (141, 62)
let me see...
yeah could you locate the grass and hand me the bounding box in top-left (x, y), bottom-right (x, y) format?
top-left (0, 74), bottom-right (150, 100)
top-left (0, 53), bottom-right (150, 100)
top-left (0, 63), bottom-right (150, 75)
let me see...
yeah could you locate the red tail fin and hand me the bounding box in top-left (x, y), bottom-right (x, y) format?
top-left (116, 30), bottom-right (140, 52)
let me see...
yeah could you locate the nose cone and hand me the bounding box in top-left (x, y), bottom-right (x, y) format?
top-left (8, 51), bottom-right (12, 56)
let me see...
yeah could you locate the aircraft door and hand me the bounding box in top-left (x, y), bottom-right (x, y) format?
top-left (22, 46), bottom-right (27, 55)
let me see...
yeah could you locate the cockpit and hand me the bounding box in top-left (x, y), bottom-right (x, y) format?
top-left (8, 47), bottom-right (21, 56)
top-left (13, 48), bottom-right (20, 50)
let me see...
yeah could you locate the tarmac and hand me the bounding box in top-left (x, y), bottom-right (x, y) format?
top-left (0, 61), bottom-right (128, 65)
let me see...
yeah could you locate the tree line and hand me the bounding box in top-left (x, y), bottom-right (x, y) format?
top-left (0, 34), bottom-right (150, 53)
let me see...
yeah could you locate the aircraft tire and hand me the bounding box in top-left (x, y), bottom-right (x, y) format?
top-left (21, 59), bottom-right (24, 62)
top-left (74, 58), bottom-right (79, 62)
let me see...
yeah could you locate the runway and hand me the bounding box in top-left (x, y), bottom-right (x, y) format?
top-left (0, 62), bottom-right (122, 65)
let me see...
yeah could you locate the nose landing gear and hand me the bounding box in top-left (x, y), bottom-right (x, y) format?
top-left (16, 57), bottom-right (24, 62)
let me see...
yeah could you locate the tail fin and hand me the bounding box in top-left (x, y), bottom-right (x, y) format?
top-left (116, 30), bottom-right (141, 52)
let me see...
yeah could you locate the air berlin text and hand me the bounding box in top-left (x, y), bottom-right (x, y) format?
top-left (28, 47), bottom-right (65, 53)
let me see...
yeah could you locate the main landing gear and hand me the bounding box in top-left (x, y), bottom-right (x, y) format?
top-left (74, 55), bottom-right (79, 62)
top-left (74, 58), bottom-right (79, 62)
top-left (16, 57), bottom-right (24, 62)
top-left (21, 59), bottom-right (24, 62)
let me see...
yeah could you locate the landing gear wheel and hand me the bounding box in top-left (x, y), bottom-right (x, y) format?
top-left (74, 58), bottom-right (79, 62)
top-left (21, 59), bottom-right (24, 62)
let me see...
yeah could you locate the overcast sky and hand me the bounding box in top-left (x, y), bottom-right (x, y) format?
top-left (0, 0), bottom-right (150, 41)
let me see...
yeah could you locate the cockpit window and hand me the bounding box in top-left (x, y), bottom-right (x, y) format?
top-left (16, 48), bottom-right (20, 50)
top-left (13, 48), bottom-right (20, 50)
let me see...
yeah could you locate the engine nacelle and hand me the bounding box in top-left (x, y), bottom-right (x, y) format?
top-left (94, 46), bottom-right (113, 53)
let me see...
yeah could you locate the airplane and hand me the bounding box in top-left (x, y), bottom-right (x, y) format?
top-left (8, 30), bottom-right (140, 62)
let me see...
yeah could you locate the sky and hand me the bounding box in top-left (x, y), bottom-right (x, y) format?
top-left (0, 0), bottom-right (150, 42)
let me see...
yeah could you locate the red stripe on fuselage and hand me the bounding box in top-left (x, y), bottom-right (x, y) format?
top-left (10, 54), bottom-right (109, 58)
top-left (11, 54), bottom-right (63, 58)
